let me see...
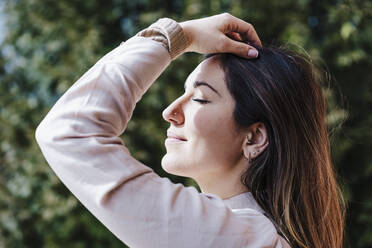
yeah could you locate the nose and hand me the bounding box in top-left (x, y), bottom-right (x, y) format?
top-left (162, 96), bottom-right (185, 126)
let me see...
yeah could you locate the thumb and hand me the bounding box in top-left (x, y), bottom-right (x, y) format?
top-left (225, 39), bottom-right (259, 59)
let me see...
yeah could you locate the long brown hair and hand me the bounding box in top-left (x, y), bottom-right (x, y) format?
top-left (213, 47), bottom-right (346, 247)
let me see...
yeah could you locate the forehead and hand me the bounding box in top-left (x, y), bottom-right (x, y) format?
top-left (185, 56), bottom-right (226, 92)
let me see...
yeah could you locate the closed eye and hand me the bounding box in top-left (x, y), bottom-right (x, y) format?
top-left (192, 99), bottom-right (210, 104)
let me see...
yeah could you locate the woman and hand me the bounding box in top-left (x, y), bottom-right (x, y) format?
top-left (35, 13), bottom-right (345, 247)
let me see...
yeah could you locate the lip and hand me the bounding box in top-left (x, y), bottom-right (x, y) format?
top-left (166, 130), bottom-right (187, 141)
top-left (165, 137), bottom-right (187, 145)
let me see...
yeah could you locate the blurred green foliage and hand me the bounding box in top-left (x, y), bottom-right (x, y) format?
top-left (0, 0), bottom-right (371, 247)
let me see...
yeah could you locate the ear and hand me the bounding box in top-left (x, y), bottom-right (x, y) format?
top-left (242, 122), bottom-right (269, 160)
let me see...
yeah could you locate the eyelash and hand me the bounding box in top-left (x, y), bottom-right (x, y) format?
top-left (192, 99), bottom-right (209, 104)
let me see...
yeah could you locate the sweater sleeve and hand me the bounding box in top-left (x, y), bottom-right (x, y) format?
top-left (35, 18), bottom-right (285, 248)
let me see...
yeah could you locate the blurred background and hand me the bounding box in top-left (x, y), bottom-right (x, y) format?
top-left (0, 0), bottom-right (371, 247)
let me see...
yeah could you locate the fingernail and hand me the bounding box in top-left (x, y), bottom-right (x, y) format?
top-left (248, 49), bottom-right (258, 58)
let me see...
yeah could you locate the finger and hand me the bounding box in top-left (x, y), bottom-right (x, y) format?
top-left (226, 31), bottom-right (243, 41)
top-left (227, 16), bottom-right (262, 47)
top-left (224, 39), bottom-right (259, 59)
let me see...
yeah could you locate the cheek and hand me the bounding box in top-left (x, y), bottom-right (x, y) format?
top-left (193, 109), bottom-right (237, 148)
top-left (192, 110), bottom-right (242, 167)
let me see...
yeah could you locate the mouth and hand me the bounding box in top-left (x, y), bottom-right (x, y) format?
top-left (166, 130), bottom-right (187, 142)
top-left (167, 136), bottom-right (187, 141)
top-left (165, 132), bottom-right (187, 145)
top-left (165, 136), bottom-right (187, 144)
top-left (165, 137), bottom-right (187, 145)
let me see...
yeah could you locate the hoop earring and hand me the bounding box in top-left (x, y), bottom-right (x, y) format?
top-left (245, 134), bottom-right (253, 163)
top-left (244, 151), bottom-right (251, 163)
top-left (247, 154), bottom-right (251, 163)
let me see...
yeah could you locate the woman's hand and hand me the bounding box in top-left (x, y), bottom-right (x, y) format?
top-left (180, 13), bottom-right (261, 59)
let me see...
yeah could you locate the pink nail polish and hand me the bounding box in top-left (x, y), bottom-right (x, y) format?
top-left (248, 49), bottom-right (258, 58)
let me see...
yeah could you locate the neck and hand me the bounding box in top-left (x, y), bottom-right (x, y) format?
top-left (194, 159), bottom-right (249, 200)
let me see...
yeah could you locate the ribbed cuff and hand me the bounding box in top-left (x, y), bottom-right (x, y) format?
top-left (153, 18), bottom-right (188, 59)
top-left (137, 18), bottom-right (188, 60)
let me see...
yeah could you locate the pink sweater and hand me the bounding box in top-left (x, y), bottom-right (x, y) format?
top-left (35, 18), bottom-right (291, 248)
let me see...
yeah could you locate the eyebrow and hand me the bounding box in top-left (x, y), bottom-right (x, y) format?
top-left (184, 80), bottom-right (221, 97)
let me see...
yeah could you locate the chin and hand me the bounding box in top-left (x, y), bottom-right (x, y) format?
top-left (161, 153), bottom-right (191, 177)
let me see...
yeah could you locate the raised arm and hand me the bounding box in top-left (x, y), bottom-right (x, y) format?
top-left (35, 15), bottom-right (284, 247)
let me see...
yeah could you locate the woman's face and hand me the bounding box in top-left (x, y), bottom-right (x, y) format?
top-left (161, 56), bottom-right (247, 181)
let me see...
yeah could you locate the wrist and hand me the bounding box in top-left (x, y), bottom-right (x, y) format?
top-left (179, 21), bottom-right (194, 53)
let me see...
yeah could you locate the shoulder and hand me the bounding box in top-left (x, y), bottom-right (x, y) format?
top-left (201, 192), bottom-right (290, 247)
